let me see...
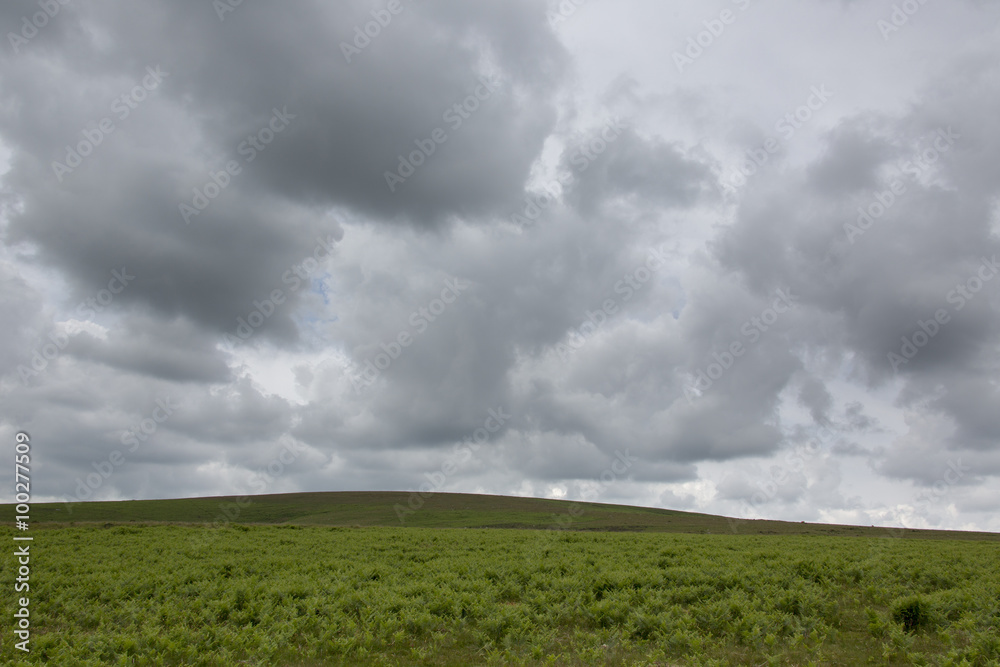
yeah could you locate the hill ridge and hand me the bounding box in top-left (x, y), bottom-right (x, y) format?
top-left (8, 491), bottom-right (999, 540)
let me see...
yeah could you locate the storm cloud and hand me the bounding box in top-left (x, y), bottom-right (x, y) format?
top-left (1, 0), bottom-right (999, 532)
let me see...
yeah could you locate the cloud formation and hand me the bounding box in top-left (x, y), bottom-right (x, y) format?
top-left (1, 0), bottom-right (999, 532)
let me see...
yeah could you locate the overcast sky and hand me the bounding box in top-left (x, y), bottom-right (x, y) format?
top-left (2, 0), bottom-right (999, 532)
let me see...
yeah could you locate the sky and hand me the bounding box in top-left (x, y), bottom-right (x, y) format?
top-left (2, 0), bottom-right (1000, 532)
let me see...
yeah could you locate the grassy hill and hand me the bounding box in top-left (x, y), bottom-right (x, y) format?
top-left (13, 490), bottom-right (1000, 540)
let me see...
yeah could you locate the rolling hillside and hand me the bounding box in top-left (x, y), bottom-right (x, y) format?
top-left (13, 491), bottom-right (1000, 541)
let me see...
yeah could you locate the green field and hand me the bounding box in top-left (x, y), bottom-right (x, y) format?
top-left (3, 493), bottom-right (999, 665)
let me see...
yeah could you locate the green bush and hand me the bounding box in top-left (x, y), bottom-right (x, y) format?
top-left (892, 595), bottom-right (931, 632)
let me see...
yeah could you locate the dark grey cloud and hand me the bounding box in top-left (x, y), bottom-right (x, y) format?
top-left (0, 0), bottom-right (563, 347)
top-left (805, 119), bottom-right (896, 197)
top-left (64, 314), bottom-right (232, 384)
top-left (710, 56), bottom-right (1000, 494)
top-left (563, 125), bottom-right (719, 215)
